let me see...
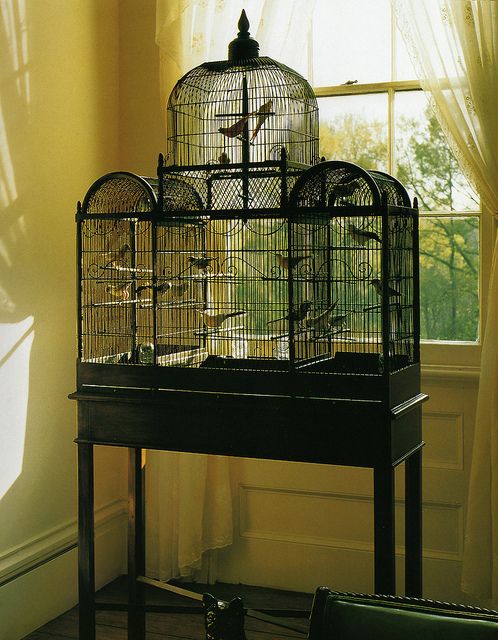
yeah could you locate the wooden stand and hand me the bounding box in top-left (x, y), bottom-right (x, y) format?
top-left (71, 374), bottom-right (426, 640)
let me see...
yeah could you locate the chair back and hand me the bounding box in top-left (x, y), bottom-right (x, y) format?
top-left (308, 587), bottom-right (498, 640)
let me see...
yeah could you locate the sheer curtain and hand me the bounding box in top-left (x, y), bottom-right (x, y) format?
top-left (147, 0), bottom-right (316, 583)
top-left (392, 0), bottom-right (498, 606)
top-left (155, 0), bottom-right (315, 128)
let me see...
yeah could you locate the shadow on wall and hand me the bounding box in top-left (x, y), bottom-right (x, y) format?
top-left (0, 0), bottom-right (131, 582)
top-left (0, 0), bottom-right (36, 502)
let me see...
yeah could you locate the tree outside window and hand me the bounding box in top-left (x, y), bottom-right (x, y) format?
top-left (313, 0), bottom-right (480, 344)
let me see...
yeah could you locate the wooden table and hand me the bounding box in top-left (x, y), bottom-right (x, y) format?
top-left (71, 365), bottom-right (426, 640)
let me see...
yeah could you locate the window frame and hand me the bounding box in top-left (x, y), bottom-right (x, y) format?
top-left (313, 78), bottom-right (487, 368)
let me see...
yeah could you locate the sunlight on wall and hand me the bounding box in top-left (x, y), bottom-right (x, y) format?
top-left (1, 0), bottom-right (30, 102)
top-left (0, 99), bottom-right (17, 207)
top-left (0, 0), bottom-right (30, 208)
top-left (0, 316), bottom-right (34, 499)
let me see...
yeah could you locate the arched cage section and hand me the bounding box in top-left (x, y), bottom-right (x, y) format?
top-left (167, 57), bottom-right (319, 167)
top-left (82, 172), bottom-right (158, 215)
top-left (368, 170), bottom-right (412, 207)
top-left (163, 176), bottom-right (204, 212)
top-left (289, 161), bottom-right (382, 209)
top-left (289, 161), bottom-right (411, 210)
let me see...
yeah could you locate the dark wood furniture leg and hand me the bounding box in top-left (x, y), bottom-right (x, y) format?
top-left (373, 465), bottom-right (396, 595)
top-left (405, 448), bottom-right (423, 596)
top-left (78, 442), bottom-right (96, 640)
top-left (128, 447), bottom-right (146, 639)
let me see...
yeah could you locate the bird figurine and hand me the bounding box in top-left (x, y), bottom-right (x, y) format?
top-left (305, 302), bottom-right (339, 332)
top-left (348, 223), bottom-right (382, 245)
top-left (188, 256), bottom-right (214, 271)
top-left (267, 301), bottom-right (312, 325)
top-left (104, 243), bottom-right (131, 268)
top-left (136, 281), bottom-right (171, 296)
top-left (155, 281), bottom-right (173, 294)
top-left (275, 253), bottom-right (310, 271)
top-left (218, 114), bottom-right (251, 141)
top-left (135, 281), bottom-right (154, 297)
top-left (370, 278), bottom-right (401, 298)
top-left (197, 309), bottom-right (246, 329)
top-left (136, 281), bottom-right (189, 300)
top-left (169, 282), bottom-right (189, 299)
top-left (218, 151), bottom-right (231, 164)
top-left (105, 281), bottom-right (132, 300)
top-left (250, 99), bottom-right (273, 143)
top-left (325, 314), bottom-right (348, 332)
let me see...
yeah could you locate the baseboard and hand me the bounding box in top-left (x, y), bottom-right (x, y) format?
top-left (0, 498), bottom-right (127, 640)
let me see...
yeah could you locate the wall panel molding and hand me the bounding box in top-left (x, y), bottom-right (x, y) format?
top-left (422, 411), bottom-right (464, 470)
top-left (421, 363), bottom-right (480, 381)
top-left (238, 484), bottom-right (462, 561)
top-left (0, 498), bottom-right (126, 587)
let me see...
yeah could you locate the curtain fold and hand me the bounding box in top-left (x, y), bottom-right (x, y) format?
top-left (392, 0), bottom-right (498, 606)
top-left (148, 0), bottom-right (316, 583)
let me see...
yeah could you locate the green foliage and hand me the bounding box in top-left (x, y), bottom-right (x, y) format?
top-left (319, 104), bottom-right (480, 342)
top-left (319, 115), bottom-right (388, 171)
top-left (419, 217), bottom-right (478, 341)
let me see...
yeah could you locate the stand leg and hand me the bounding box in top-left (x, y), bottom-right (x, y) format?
top-left (78, 442), bottom-right (95, 640)
top-left (128, 447), bottom-right (146, 639)
top-left (405, 449), bottom-right (423, 596)
top-left (373, 466), bottom-right (396, 595)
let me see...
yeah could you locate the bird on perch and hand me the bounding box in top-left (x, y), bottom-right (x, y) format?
top-left (136, 281), bottom-right (171, 296)
top-left (267, 301), bottom-right (312, 325)
top-left (305, 302), bottom-right (339, 332)
top-left (250, 99), bottom-right (273, 143)
top-left (104, 243), bottom-right (131, 268)
top-left (169, 282), bottom-right (189, 299)
top-left (188, 256), bottom-right (214, 271)
top-left (105, 281), bottom-right (132, 300)
top-left (218, 151), bottom-right (231, 164)
top-left (136, 281), bottom-right (189, 300)
top-left (197, 309), bottom-right (246, 329)
top-left (348, 223), bottom-right (382, 245)
top-left (218, 114), bottom-right (251, 141)
top-left (370, 278), bottom-right (401, 298)
top-left (275, 253), bottom-right (310, 271)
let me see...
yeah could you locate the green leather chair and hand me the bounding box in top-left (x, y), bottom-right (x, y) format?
top-left (308, 587), bottom-right (498, 639)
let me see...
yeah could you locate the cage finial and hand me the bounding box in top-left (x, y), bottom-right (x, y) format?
top-left (238, 9), bottom-right (250, 34)
top-left (228, 10), bottom-right (260, 61)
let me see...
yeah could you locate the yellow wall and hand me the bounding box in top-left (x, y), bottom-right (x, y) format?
top-left (119, 0), bottom-right (163, 173)
top-left (0, 1), bottom-right (161, 636)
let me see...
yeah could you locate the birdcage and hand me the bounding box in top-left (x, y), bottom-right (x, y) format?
top-left (73, 15), bottom-right (427, 610)
top-left (76, 11), bottom-right (420, 406)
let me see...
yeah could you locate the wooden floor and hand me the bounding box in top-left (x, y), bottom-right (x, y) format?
top-left (23, 577), bottom-right (313, 639)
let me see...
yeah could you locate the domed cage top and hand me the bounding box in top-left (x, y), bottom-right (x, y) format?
top-left (166, 13), bottom-right (319, 168)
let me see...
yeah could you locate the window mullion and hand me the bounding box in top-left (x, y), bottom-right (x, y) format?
top-left (387, 88), bottom-right (395, 175)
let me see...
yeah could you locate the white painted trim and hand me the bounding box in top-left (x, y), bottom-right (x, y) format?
top-left (314, 79), bottom-right (422, 97)
top-left (421, 363), bottom-right (480, 381)
top-left (0, 499), bottom-right (127, 640)
top-left (0, 498), bottom-right (126, 586)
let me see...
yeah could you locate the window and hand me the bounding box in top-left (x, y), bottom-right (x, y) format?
top-left (312, 0), bottom-right (483, 363)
